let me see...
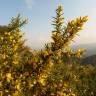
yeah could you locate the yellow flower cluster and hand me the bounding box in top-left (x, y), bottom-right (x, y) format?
top-left (6, 73), bottom-right (12, 82)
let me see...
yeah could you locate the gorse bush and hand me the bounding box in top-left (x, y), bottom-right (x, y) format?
top-left (0, 15), bottom-right (27, 96)
top-left (0, 5), bottom-right (96, 96)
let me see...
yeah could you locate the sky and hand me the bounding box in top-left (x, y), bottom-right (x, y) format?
top-left (0, 0), bottom-right (96, 49)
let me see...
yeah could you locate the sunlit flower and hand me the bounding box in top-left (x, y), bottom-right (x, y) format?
top-left (6, 73), bottom-right (12, 82)
top-left (12, 61), bottom-right (18, 64)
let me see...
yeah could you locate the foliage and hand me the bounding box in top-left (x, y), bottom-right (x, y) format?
top-left (0, 5), bottom-right (96, 96)
top-left (0, 15), bottom-right (27, 96)
top-left (48, 63), bottom-right (96, 96)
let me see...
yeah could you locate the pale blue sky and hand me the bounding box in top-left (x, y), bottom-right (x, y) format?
top-left (0, 0), bottom-right (96, 49)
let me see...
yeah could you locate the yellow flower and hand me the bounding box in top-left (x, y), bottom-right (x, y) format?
top-left (5, 89), bottom-right (9, 93)
top-left (6, 73), bottom-right (12, 82)
top-left (0, 37), bottom-right (3, 40)
top-left (49, 62), bottom-right (53, 67)
top-left (39, 78), bottom-right (46, 86)
top-left (3, 61), bottom-right (8, 65)
top-left (13, 53), bottom-right (18, 58)
top-left (0, 81), bottom-right (2, 87)
top-left (64, 83), bottom-right (68, 87)
top-left (43, 50), bottom-right (48, 56)
top-left (4, 32), bottom-right (8, 35)
top-left (71, 93), bottom-right (76, 96)
top-left (29, 84), bottom-right (34, 88)
top-left (12, 91), bottom-right (19, 96)
top-left (2, 54), bottom-right (7, 59)
top-left (33, 80), bottom-right (36, 84)
top-left (13, 40), bottom-right (16, 43)
top-left (9, 36), bottom-right (13, 40)
top-left (13, 61), bottom-right (18, 65)
top-left (8, 32), bottom-right (11, 35)
top-left (16, 84), bottom-right (20, 90)
top-left (0, 91), bottom-right (3, 96)
top-left (33, 95), bottom-right (36, 96)
top-left (14, 46), bottom-right (18, 51)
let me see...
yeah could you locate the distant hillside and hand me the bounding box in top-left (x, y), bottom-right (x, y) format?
top-left (71, 43), bottom-right (96, 65)
top-left (81, 55), bottom-right (96, 65)
top-left (72, 43), bottom-right (96, 57)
